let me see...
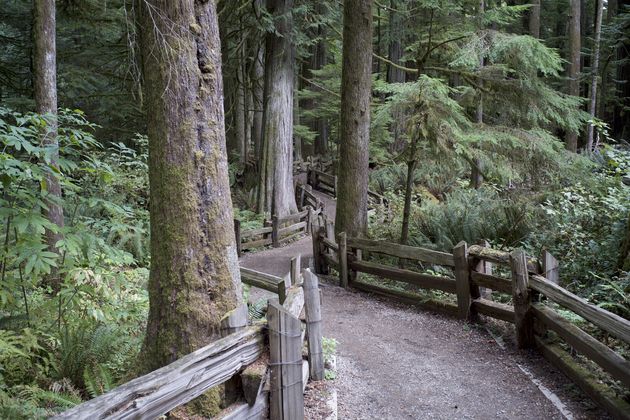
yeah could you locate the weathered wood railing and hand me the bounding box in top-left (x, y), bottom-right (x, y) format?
top-left (308, 167), bottom-right (337, 196)
top-left (55, 265), bottom-right (324, 420)
top-left (235, 208), bottom-right (314, 256)
top-left (311, 227), bottom-right (630, 419)
top-left (295, 182), bottom-right (323, 211)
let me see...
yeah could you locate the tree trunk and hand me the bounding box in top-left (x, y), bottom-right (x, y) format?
top-left (257, 0), bottom-right (297, 218)
top-left (586, 0), bottom-right (603, 152)
top-left (235, 55), bottom-right (247, 163)
top-left (470, 0), bottom-right (484, 189)
top-left (612, 0), bottom-right (629, 139)
top-left (335, 0), bottom-right (373, 238)
top-left (386, 0), bottom-right (405, 84)
top-left (400, 138), bottom-right (418, 245)
top-left (137, 0), bottom-right (243, 392)
top-left (251, 43), bottom-right (264, 160)
top-left (566, 0), bottom-right (581, 152)
top-left (528, 0), bottom-right (541, 38)
top-left (311, 19), bottom-right (329, 156)
top-left (34, 0), bottom-right (63, 292)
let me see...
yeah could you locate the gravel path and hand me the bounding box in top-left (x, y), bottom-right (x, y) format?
top-left (238, 187), bottom-right (607, 420)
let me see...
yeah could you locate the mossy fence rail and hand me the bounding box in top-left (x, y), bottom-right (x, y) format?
top-left (311, 216), bottom-right (630, 419)
top-left (53, 264), bottom-right (324, 420)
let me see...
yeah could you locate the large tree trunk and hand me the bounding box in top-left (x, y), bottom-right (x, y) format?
top-left (310, 15), bottom-right (329, 156)
top-left (137, 0), bottom-right (243, 390)
top-left (566, 0), bottom-right (581, 152)
top-left (34, 0), bottom-right (63, 292)
top-left (335, 0), bottom-right (373, 238)
top-left (386, 0), bottom-right (405, 84)
top-left (612, 0), bottom-right (629, 139)
top-left (257, 0), bottom-right (297, 217)
top-left (528, 0), bottom-right (541, 38)
top-left (470, 0), bottom-right (484, 189)
top-left (586, 0), bottom-right (603, 152)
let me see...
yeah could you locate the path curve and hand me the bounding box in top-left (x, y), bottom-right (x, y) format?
top-left (239, 187), bottom-right (607, 420)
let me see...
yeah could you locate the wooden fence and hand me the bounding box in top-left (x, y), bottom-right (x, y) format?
top-left (54, 263), bottom-right (324, 420)
top-left (295, 182), bottom-right (323, 211)
top-left (234, 208), bottom-right (317, 256)
top-left (312, 227), bottom-right (630, 419)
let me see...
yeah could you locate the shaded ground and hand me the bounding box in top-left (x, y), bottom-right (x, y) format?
top-left (238, 187), bottom-right (608, 420)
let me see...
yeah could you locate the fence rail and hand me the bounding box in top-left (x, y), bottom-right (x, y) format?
top-left (56, 262), bottom-right (323, 420)
top-left (235, 208), bottom-right (314, 256)
top-left (311, 223), bottom-right (630, 419)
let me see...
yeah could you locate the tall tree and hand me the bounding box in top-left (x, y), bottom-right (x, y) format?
top-left (257, 0), bottom-right (298, 217)
top-left (34, 0), bottom-right (64, 291)
top-left (566, 0), bottom-right (581, 152)
top-left (137, 0), bottom-right (243, 383)
top-left (528, 0), bottom-right (541, 38)
top-left (586, 0), bottom-right (603, 152)
top-left (335, 0), bottom-right (373, 238)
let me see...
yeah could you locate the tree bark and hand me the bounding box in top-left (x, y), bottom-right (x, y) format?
top-left (137, 0), bottom-right (243, 386)
top-left (400, 136), bottom-right (418, 245)
top-left (251, 42), bottom-right (264, 160)
top-left (310, 15), bottom-right (329, 156)
top-left (586, 0), bottom-right (603, 152)
top-left (386, 0), bottom-right (405, 84)
top-left (528, 0), bottom-right (541, 38)
top-left (566, 0), bottom-right (581, 152)
top-left (34, 0), bottom-right (63, 292)
top-left (257, 0), bottom-right (297, 217)
top-left (335, 0), bottom-right (373, 238)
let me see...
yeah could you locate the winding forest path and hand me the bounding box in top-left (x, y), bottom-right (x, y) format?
top-left (239, 188), bottom-right (606, 420)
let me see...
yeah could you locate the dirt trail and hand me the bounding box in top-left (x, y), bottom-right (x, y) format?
top-left (238, 188), bottom-right (607, 420)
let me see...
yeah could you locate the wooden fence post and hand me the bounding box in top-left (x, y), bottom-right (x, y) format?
top-left (303, 269), bottom-right (324, 381)
top-left (510, 248), bottom-right (534, 349)
top-left (542, 250), bottom-right (559, 284)
top-left (291, 254), bottom-right (301, 286)
top-left (476, 240), bottom-right (491, 300)
top-left (338, 232), bottom-right (348, 288)
top-left (311, 221), bottom-right (323, 275)
top-left (325, 221), bottom-right (335, 255)
top-left (453, 241), bottom-right (472, 320)
top-left (234, 219), bottom-right (242, 257)
top-left (272, 215), bottom-right (280, 248)
top-left (319, 226), bottom-right (329, 275)
top-left (306, 206), bottom-right (313, 234)
top-left (268, 300), bottom-right (304, 420)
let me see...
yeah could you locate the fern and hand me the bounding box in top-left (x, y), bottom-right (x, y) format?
top-left (83, 364), bottom-right (114, 398)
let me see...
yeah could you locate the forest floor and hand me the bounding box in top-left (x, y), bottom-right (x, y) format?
top-left (238, 187), bottom-right (608, 420)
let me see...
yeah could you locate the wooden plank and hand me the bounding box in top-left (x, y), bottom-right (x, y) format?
top-left (278, 221), bottom-right (307, 237)
top-left (532, 303), bottom-right (630, 387)
top-left (469, 245), bottom-right (541, 273)
top-left (283, 286), bottom-right (305, 319)
top-left (535, 337), bottom-right (630, 420)
top-left (347, 237), bottom-right (455, 267)
top-left (471, 298), bottom-right (515, 323)
top-left (303, 270), bottom-right (324, 381)
top-left (216, 391), bottom-right (269, 420)
top-left (278, 278), bottom-right (288, 304)
top-left (542, 250), bottom-right (559, 284)
top-left (348, 259), bottom-right (457, 293)
top-left (291, 255), bottom-right (301, 286)
top-left (339, 232), bottom-right (348, 288)
top-left (511, 249), bottom-right (534, 348)
top-left (302, 361), bottom-right (309, 392)
top-left (529, 274), bottom-right (630, 345)
top-left (277, 302), bottom-right (305, 419)
top-left (470, 272), bottom-right (512, 294)
top-left (241, 236), bottom-right (273, 250)
top-left (321, 237), bottom-right (338, 252)
top-left (268, 299), bottom-right (282, 420)
top-left (52, 326), bottom-right (265, 419)
top-left (241, 226), bottom-right (273, 239)
top-left (351, 281), bottom-right (459, 316)
top-left (240, 267), bottom-right (284, 294)
top-left (311, 224), bottom-right (324, 275)
top-left (453, 241), bottom-right (471, 320)
top-left (277, 209), bottom-right (309, 225)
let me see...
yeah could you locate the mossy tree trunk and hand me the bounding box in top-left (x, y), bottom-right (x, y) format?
top-left (528, 0), bottom-right (541, 38)
top-left (257, 0), bottom-right (297, 218)
top-left (335, 0), bottom-right (373, 238)
top-left (137, 0), bottom-right (243, 379)
top-left (34, 0), bottom-right (63, 292)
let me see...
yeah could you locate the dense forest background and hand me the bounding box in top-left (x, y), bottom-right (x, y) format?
top-left (0, 0), bottom-right (629, 417)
